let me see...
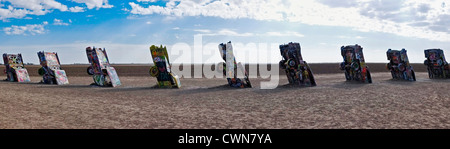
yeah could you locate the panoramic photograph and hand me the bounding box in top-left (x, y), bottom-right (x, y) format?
top-left (1, 0), bottom-right (450, 141)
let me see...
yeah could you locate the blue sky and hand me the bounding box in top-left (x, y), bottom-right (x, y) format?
top-left (1, 0), bottom-right (450, 64)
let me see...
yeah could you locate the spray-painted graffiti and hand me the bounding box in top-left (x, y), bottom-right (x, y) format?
top-left (218, 41), bottom-right (252, 88)
top-left (37, 51), bottom-right (69, 85)
top-left (149, 45), bottom-right (181, 88)
top-left (3, 53), bottom-right (31, 82)
top-left (86, 47), bottom-right (121, 87)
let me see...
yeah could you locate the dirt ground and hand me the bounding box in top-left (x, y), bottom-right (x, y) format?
top-left (1, 70), bottom-right (450, 129)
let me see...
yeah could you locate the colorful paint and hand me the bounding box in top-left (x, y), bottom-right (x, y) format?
top-left (106, 67), bottom-right (121, 87)
top-left (424, 49), bottom-right (450, 79)
top-left (85, 47), bottom-right (121, 87)
top-left (3, 53), bottom-right (31, 82)
top-left (38, 51), bottom-right (69, 85)
top-left (279, 42), bottom-right (316, 86)
top-left (386, 49), bottom-right (416, 81)
top-left (149, 45), bottom-right (181, 88)
top-left (54, 70), bottom-right (69, 85)
top-left (15, 68), bottom-right (31, 82)
top-left (218, 41), bottom-right (252, 88)
top-left (340, 44), bottom-right (372, 83)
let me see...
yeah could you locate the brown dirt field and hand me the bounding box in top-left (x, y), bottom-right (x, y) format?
top-left (1, 66), bottom-right (450, 129)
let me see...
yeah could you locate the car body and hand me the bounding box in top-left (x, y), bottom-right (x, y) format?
top-left (279, 42), bottom-right (316, 86)
top-left (424, 49), bottom-right (450, 79)
top-left (86, 47), bottom-right (121, 87)
top-left (3, 53), bottom-right (30, 82)
top-left (149, 45), bottom-right (181, 88)
top-left (37, 51), bottom-right (69, 85)
top-left (339, 44), bottom-right (372, 83)
top-left (386, 49), bottom-right (416, 81)
top-left (218, 41), bottom-right (252, 88)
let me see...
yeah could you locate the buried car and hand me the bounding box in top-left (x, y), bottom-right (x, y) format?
top-left (339, 44), bottom-right (372, 83)
top-left (218, 41), bottom-right (252, 88)
top-left (37, 51), bottom-right (69, 85)
top-left (386, 49), bottom-right (416, 81)
top-left (424, 49), bottom-right (450, 79)
top-left (279, 42), bottom-right (316, 86)
top-left (149, 45), bottom-right (181, 88)
top-left (86, 47), bottom-right (121, 87)
top-left (3, 53), bottom-right (30, 82)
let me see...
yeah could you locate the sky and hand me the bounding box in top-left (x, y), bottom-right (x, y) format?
top-left (0, 0), bottom-right (450, 64)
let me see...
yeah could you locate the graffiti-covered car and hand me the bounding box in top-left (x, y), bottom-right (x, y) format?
top-left (3, 53), bottom-right (30, 82)
top-left (86, 47), bottom-right (121, 87)
top-left (218, 41), bottom-right (252, 88)
top-left (279, 42), bottom-right (316, 86)
top-left (424, 49), bottom-right (450, 79)
top-left (37, 51), bottom-right (69, 85)
top-left (386, 49), bottom-right (416, 81)
top-left (149, 45), bottom-right (181, 88)
top-left (339, 44), bottom-right (372, 83)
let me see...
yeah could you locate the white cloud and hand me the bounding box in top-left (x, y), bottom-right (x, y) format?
top-left (194, 29), bottom-right (211, 33)
top-left (137, 0), bottom-right (157, 2)
top-left (69, 6), bottom-right (85, 12)
top-left (129, 0), bottom-right (450, 42)
top-left (265, 31), bottom-right (304, 37)
top-left (338, 35), bottom-right (364, 39)
top-left (71, 0), bottom-right (113, 9)
top-left (195, 29), bottom-right (304, 37)
top-left (0, 6), bottom-right (32, 20)
top-left (197, 29), bottom-right (254, 37)
top-left (172, 27), bottom-right (180, 30)
top-left (53, 18), bottom-right (69, 26)
top-left (6, 0), bottom-right (68, 13)
top-left (3, 21), bottom-right (48, 35)
top-left (146, 21), bottom-right (152, 24)
top-left (0, 0), bottom-right (89, 21)
top-left (0, 0), bottom-right (68, 17)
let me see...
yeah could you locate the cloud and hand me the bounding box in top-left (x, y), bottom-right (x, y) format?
top-left (69, 6), bottom-right (85, 12)
top-left (0, 0), bottom-right (70, 21)
top-left (200, 29), bottom-right (255, 37)
top-left (265, 31), bottom-right (304, 37)
top-left (137, 0), bottom-right (158, 2)
top-left (0, 0), bottom-right (91, 21)
top-left (194, 28), bottom-right (305, 37)
top-left (5, 0), bottom-right (69, 13)
top-left (53, 18), bottom-right (69, 26)
top-left (0, 6), bottom-right (32, 20)
top-left (146, 21), bottom-right (152, 24)
top-left (71, 0), bottom-right (113, 9)
top-left (128, 0), bottom-right (285, 21)
top-left (129, 0), bottom-right (450, 42)
top-left (0, 0), bottom-right (68, 16)
top-left (3, 21), bottom-right (48, 35)
top-left (338, 35), bottom-right (365, 39)
top-left (194, 29), bottom-right (211, 33)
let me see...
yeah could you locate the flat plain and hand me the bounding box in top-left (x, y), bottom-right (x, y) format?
top-left (1, 64), bottom-right (450, 129)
